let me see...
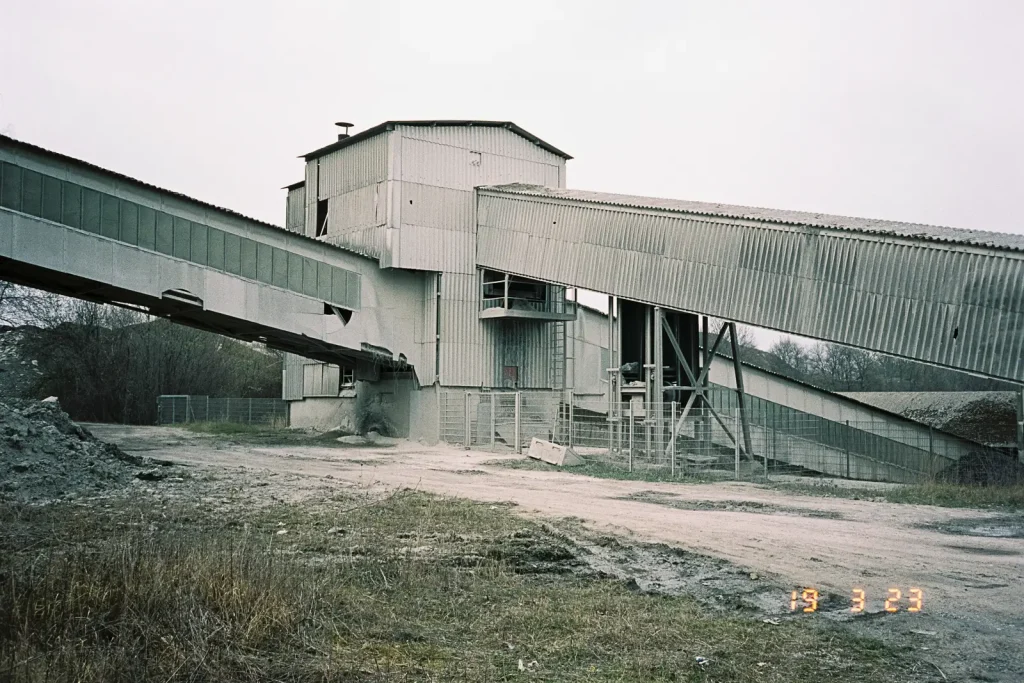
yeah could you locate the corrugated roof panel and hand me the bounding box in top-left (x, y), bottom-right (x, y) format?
top-left (303, 120), bottom-right (572, 162)
top-left (476, 189), bottom-right (1024, 382)
top-left (481, 184), bottom-right (1024, 253)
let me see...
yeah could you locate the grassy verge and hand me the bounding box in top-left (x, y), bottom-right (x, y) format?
top-left (0, 490), bottom-right (916, 682)
top-left (492, 456), bottom-right (1024, 510)
top-left (773, 480), bottom-right (1024, 510)
top-left (486, 456), bottom-right (731, 484)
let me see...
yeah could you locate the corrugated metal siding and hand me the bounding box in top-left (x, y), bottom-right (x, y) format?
top-left (317, 134), bottom-right (388, 198)
top-left (438, 271), bottom-right (494, 387)
top-left (283, 353), bottom-right (344, 399)
top-left (303, 162), bottom-right (317, 239)
top-left (392, 128), bottom-right (562, 273)
top-left (494, 320), bottom-right (556, 389)
top-left (399, 138), bottom-right (560, 191)
top-left (477, 192), bottom-right (1024, 383)
top-left (282, 352), bottom-right (306, 400)
top-left (303, 362), bottom-right (341, 397)
top-left (398, 125), bottom-right (568, 171)
top-left (285, 185), bottom-right (306, 234)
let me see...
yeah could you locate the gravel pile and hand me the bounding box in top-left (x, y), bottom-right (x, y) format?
top-left (936, 450), bottom-right (1024, 486)
top-left (0, 398), bottom-right (150, 503)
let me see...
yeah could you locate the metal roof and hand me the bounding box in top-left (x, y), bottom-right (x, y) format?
top-left (283, 180), bottom-right (305, 191)
top-left (481, 184), bottom-right (1024, 253)
top-left (0, 133), bottom-right (371, 259)
top-left (302, 120), bottom-right (573, 162)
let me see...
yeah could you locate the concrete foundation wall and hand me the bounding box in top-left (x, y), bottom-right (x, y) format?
top-left (288, 396), bottom-right (357, 432)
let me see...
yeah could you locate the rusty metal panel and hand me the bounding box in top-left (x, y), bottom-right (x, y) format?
top-left (477, 189), bottom-right (1024, 382)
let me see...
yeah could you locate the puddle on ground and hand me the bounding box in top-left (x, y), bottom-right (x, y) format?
top-left (945, 544), bottom-right (1020, 557)
top-left (920, 515), bottom-right (1024, 540)
top-left (618, 490), bottom-right (844, 520)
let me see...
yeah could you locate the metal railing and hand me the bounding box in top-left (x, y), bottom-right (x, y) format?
top-left (157, 395), bottom-right (289, 427)
top-left (481, 295), bottom-right (576, 316)
top-left (439, 389), bottom-right (1013, 484)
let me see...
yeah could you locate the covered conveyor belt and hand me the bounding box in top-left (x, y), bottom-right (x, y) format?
top-left (0, 134), bottom-right (425, 380)
top-left (477, 184), bottom-right (1024, 383)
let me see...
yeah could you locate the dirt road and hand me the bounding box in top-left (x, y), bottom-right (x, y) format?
top-left (93, 425), bottom-right (1024, 681)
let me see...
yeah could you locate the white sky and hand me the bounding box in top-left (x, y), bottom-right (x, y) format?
top-left (3, 0), bottom-right (1022, 348)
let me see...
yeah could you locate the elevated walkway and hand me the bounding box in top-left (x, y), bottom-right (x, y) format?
top-left (477, 184), bottom-right (1024, 383)
top-left (0, 135), bottom-right (424, 380)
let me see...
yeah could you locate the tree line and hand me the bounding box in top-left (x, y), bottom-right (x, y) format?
top-left (0, 284), bottom-right (281, 423)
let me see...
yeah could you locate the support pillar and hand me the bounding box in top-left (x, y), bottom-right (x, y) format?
top-left (728, 322), bottom-right (756, 461)
top-left (653, 307), bottom-right (664, 458)
top-left (1017, 387), bottom-right (1023, 465)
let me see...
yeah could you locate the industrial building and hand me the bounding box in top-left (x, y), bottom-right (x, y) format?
top-left (2, 119), bottom-right (1022, 482)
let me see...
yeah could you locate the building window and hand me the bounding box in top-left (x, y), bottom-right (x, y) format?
top-left (316, 198), bottom-right (329, 237)
top-left (341, 366), bottom-right (355, 387)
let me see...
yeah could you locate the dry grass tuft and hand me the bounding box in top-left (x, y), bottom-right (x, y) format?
top-left (1, 491), bottom-right (917, 682)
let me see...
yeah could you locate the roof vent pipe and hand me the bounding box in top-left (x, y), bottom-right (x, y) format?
top-left (335, 121), bottom-right (353, 141)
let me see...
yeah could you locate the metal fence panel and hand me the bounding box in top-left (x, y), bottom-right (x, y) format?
top-left (156, 395), bottom-right (289, 426)
top-left (438, 389), bottom-right (1013, 484)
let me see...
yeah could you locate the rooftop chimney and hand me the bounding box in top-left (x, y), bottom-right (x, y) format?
top-left (335, 121), bottom-right (354, 141)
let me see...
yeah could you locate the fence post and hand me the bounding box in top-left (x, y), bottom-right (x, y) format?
top-left (206, 395), bottom-right (210, 422)
top-left (670, 401), bottom-right (677, 477)
top-left (927, 425), bottom-right (936, 481)
top-left (845, 420), bottom-right (851, 479)
top-left (172, 399), bottom-right (176, 425)
top-left (248, 398), bottom-right (253, 425)
top-left (490, 395), bottom-right (496, 451)
top-left (226, 397), bottom-right (231, 423)
top-left (628, 401), bottom-right (634, 473)
top-left (514, 391), bottom-right (522, 454)
top-left (568, 393), bottom-right (574, 449)
top-left (734, 408), bottom-right (741, 480)
top-left (464, 391), bottom-right (472, 450)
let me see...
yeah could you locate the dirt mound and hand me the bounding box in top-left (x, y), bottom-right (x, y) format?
top-left (0, 398), bottom-right (149, 503)
top-left (936, 450), bottom-right (1024, 486)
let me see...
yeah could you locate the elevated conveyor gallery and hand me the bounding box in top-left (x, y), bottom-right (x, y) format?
top-left (477, 184), bottom-right (1024, 383)
top-left (0, 134), bottom-right (424, 379)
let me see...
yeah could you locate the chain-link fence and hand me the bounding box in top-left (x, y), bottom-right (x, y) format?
top-left (157, 395), bottom-right (289, 427)
top-left (439, 388), bottom-right (1016, 484)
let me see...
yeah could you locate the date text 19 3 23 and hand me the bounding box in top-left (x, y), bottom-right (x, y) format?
top-left (789, 588), bottom-right (924, 614)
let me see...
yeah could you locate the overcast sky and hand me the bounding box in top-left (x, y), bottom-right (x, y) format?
top-left (2, 0), bottom-right (1022, 345)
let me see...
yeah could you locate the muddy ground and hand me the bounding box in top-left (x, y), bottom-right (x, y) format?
top-left (89, 425), bottom-right (1024, 682)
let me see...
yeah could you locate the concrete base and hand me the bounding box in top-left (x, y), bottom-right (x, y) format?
top-left (527, 438), bottom-right (583, 466)
top-left (288, 378), bottom-right (438, 443)
top-left (288, 396), bottom-right (357, 432)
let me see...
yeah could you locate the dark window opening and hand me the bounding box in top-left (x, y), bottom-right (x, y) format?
top-left (316, 199), bottom-right (329, 237)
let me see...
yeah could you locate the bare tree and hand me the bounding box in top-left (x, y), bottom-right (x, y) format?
top-left (768, 337), bottom-right (809, 376)
top-left (8, 288), bottom-right (281, 423)
top-left (0, 283), bottom-right (62, 326)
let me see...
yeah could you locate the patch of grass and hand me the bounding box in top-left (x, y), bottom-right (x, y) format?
top-left (486, 456), bottom-right (731, 484)
top-left (774, 480), bottom-right (1024, 510)
top-left (183, 421), bottom-right (292, 436)
top-left (182, 422), bottom-right (386, 448)
top-left (0, 491), bottom-right (919, 682)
